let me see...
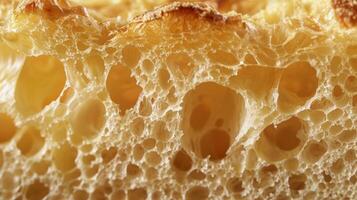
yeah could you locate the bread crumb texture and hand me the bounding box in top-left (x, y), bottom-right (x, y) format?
top-left (0, 0), bottom-right (356, 199)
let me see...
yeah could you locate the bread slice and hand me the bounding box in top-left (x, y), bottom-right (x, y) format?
top-left (0, 0), bottom-right (356, 199)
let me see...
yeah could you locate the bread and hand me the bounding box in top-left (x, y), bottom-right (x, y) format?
top-left (67, 0), bottom-right (268, 21)
top-left (0, 0), bottom-right (356, 199)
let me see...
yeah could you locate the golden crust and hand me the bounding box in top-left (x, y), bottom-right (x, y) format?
top-left (63, 0), bottom-right (265, 21)
top-left (14, 0), bottom-right (243, 26)
top-left (332, 0), bottom-right (357, 27)
top-left (18, 0), bottom-right (87, 19)
top-left (132, 2), bottom-right (241, 24)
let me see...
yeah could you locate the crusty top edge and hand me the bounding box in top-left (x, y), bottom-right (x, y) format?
top-left (16, 0), bottom-right (88, 19)
top-left (13, 0), bottom-right (243, 28)
top-left (131, 1), bottom-right (242, 24)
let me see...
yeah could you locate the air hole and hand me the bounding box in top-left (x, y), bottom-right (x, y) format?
top-left (345, 75), bottom-right (357, 92)
top-left (2, 171), bottom-right (15, 191)
top-left (101, 147), bottom-right (117, 163)
top-left (309, 110), bottom-right (326, 124)
top-left (200, 129), bottom-right (230, 161)
top-left (268, 118), bottom-right (301, 150)
top-left (152, 191), bottom-right (161, 200)
top-left (227, 178), bottom-right (244, 193)
top-left (344, 149), bottom-right (356, 163)
top-left (127, 188), bottom-right (147, 200)
top-left (278, 61), bottom-right (318, 112)
top-left (208, 50), bottom-right (238, 66)
top-left (82, 154), bottom-right (95, 165)
top-left (73, 190), bottom-right (89, 200)
top-left (127, 163), bottom-right (141, 176)
top-left (122, 45), bottom-right (141, 68)
top-left (256, 47), bottom-right (277, 66)
top-left (53, 142), bottom-right (78, 172)
top-left (145, 151), bottom-right (161, 166)
top-left (337, 130), bottom-right (356, 143)
top-left (190, 103), bottom-right (211, 131)
top-left (158, 68), bottom-right (171, 90)
top-left (130, 117), bottom-right (145, 136)
top-left (141, 59), bottom-right (154, 74)
top-left (117, 149), bottom-right (128, 161)
top-left (173, 149), bottom-right (192, 171)
top-left (92, 189), bottom-right (106, 200)
top-left (185, 186), bottom-right (209, 200)
top-left (322, 171), bottom-right (332, 182)
top-left (26, 180), bottom-right (49, 200)
top-left (188, 170), bottom-right (206, 180)
top-left (15, 55), bottom-right (66, 115)
top-left (31, 161), bottom-right (50, 175)
top-left (64, 168), bottom-right (81, 182)
top-left (331, 158), bottom-right (344, 174)
top-left (0, 113), bottom-right (17, 143)
top-left (112, 190), bottom-right (125, 200)
top-left (229, 65), bottom-right (279, 100)
top-left (133, 144), bottom-right (144, 161)
top-left (146, 167), bottom-right (158, 181)
top-left (17, 126), bottom-right (44, 156)
top-left (142, 138), bottom-right (156, 150)
top-left (85, 165), bottom-right (99, 178)
top-left (310, 98), bottom-right (333, 110)
top-left (332, 85), bottom-right (344, 99)
top-left (182, 82), bottom-right (245, 161)
top-left (71, 98), bottom-right (105, 142)
top-left (283, 158), bottom-right (299, 171)
top-left (244, 54), bottom-right (257, 64)
top-left (329, 124), bottom-right (343, 136)
top-left (215, 118), bottom-right (224, 127)
top-left (255, 117), bottom-right (307, 162)
top-left (51, 122), bottom-right (67, 143)
top-left (261, 164), bottom-right (278, 174)
top-left (276, 118), bottom-right (302, 150)
top-left (301, 140), bottom-right (327, 164)
top-left (106, 65), bottom-right (142, 115)
top-left (288, 174), bottom-right (307, 191)
top-left (166, 53), bottom-right (195, 76)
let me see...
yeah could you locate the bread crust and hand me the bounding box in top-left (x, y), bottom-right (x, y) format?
top-left (18, 0), bottom-right (87, 19)
top-left (332, 0), bottom-right (357, 27)
top-left (17, 0), bottom-right (242, 25)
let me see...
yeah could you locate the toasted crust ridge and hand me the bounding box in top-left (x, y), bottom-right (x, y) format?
top-left (17, 0), bottom-right (87, 19)
top-left (132, 2), bottom-right (242, 24)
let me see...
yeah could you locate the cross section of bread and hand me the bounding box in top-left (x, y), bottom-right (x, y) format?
top-left (0, 0), bottom-right (356, 199)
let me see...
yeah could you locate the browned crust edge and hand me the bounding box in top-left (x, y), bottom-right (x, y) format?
top-left (332, 0), bottom-right (357, 27)
top-left (16, 0), bottom-right (241, 25)
top-left (17, 0), bottom-right (88, 19)
top-left (132, 1), bottom-right (241, 24)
